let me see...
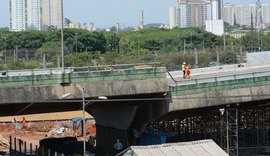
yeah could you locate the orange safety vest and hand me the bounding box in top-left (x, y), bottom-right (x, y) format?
top-left (22, 119), bottom-right (27, 128)
top-left (185, 65), bottom-right (190, 72)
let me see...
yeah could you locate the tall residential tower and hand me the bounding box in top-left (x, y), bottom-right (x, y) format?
top-left (9, 0), bottom-right (27, 31)
top-left (41, 0), bottom-right (62, 30)
top-left (9, 0), bottom-right (62, 31)
top-left (178, 0), bottom-right (223, 28)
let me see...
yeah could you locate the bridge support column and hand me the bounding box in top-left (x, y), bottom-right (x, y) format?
top-left (87, 94), bottom-right (170, 156)
top-left (95, 124), bottom-right (129, 155)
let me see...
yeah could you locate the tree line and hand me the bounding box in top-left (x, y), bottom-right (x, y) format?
top-left (0, 27), bottom-right (269, 70)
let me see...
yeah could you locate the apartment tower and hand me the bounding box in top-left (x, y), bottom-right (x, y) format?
top-left (41, 0), bottom-right (62, 30)
top-left (9, 0), bottom-right (62, 31)
top-left (9, 0), bottom-right (27, 31)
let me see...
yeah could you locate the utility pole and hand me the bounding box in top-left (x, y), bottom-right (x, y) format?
top-left (195, 48), bottom-right (198, 68)
top-left (250, 13), bottom-right (254, 53)
top-left (4, 36), bottom-right (7, 62)
top-left (61, 0), bottom-right (65, 73)
top-left (184, 39), bottom-right (186, 53)
top-left (223, 34), bottom-right (226, 64)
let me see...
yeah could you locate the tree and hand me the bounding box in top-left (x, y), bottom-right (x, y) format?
top-left (106, 33), bottom-right (120, 53)
top-left (65, 18), bottom-right (72, 25)
top-left (35, 42), bottom-right (61, 62)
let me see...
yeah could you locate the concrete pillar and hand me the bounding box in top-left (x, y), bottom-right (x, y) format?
top-left (95, 125), bottom-right (128, 156)
top-left (87, 94), bottom-right (170, 155)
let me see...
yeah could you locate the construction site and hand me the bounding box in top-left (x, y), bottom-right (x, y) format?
top-left (149, 102), bottom-right (270, 156)
top-left (0, 112), bottom-right (96, 155)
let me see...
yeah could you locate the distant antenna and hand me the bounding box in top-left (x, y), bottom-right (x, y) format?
top-left (139, 10), bottom-right (144, 29)
top-left (116, 23), bottom-right (120, 32)
top-left (233, 13), bottom-right (237, 27)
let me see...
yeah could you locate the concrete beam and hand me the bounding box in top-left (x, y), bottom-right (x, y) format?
top-left (170, 85), bottom-right (270, 111)
top-left (0, 78), bottom-right (168, 116)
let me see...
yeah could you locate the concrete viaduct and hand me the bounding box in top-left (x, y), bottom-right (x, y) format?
top-left (1, 63), bottom-right (270, 155)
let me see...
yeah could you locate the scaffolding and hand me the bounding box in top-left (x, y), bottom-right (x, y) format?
top-left (149, 104), bottom-right (270, 156)
top-left (225, 108), bottom-right (239, 156)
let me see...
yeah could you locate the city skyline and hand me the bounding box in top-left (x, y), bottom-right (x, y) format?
top-left (1, 0), bottom-right (269, 29)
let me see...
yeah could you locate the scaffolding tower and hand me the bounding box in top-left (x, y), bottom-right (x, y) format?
top-left (225, 108), bottom-right (239, 156)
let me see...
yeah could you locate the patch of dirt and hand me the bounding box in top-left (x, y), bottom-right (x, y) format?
top-left (0, 121), bottom-right (96, 153)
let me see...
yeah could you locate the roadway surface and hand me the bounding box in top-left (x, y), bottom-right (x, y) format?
top-left (167, 64), bottom-right (270, 86)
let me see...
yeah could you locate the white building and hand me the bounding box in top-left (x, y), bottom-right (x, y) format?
top-left (205, 19), bottom-right (224, 35)
top-left (27, 0), bottom-right (41, 30)
top-left (224, 3), bottom-right (270, 27)
top-left (179, 0), bottom-right (222, 28)
top-left (41, 0), bottom-right (62, 30)
top-left (179, 1), bottom-right (188, 28)
top-left (9, 0), bottom-right (27, 31)
top-left (169, 7), bottom-right (177, 29)
top-left (211, 0), bottom-right (219, 20)
top-left (9, 0), bottom-right (62, 31)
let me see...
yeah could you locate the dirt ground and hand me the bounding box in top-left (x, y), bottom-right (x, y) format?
top-left (0, 112), bottom-right (96, 154)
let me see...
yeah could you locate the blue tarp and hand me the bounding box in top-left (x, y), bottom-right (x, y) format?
top-left (140, 127), bottom-right (167, 145)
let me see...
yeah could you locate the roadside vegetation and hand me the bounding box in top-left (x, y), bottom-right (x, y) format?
top-left (0, 26), bottom-right (269, 70)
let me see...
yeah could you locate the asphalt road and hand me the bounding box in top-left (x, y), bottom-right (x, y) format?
top-left (168, 65), bottom-right (270, 86)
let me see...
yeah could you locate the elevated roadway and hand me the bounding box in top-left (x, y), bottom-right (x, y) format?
top-left (1, 62), bottom-right (270, 155)
top-left (167, 64), bottom-right (270, 112)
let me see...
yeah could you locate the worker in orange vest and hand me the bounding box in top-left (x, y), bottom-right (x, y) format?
top-left (182, 62), bottom-right (186, 79)
top-left (21, 117), bottom-right (27, 129)
top-left (185, 64), bottom-right (191, 78)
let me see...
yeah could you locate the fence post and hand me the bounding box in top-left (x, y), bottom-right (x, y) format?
top-left (24, 141), bottom-right (27, 155)
top-left (19, 139), bottom-right (22, 153)
top-left (9, 136), bottom-right (12, 151)
top-left (14, 137), bottom-right (17, 152)
top-left (36, 145), bottom-right (38, 156)
top-left (215, 76), bottom-right (218, 86)
top-left (30, 143), bottom-right (32, 156)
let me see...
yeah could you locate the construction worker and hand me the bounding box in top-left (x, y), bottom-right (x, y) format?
top-left (89, 135), bottom-right (95, 152)
top-left (185, 64), bottom-right (191, 79)
top-left (182, 62), bottom-right (186, 79)
top-left (114, 139), bottom-right (123, 154)
top-left (21, 117), bottom-right (27, 129)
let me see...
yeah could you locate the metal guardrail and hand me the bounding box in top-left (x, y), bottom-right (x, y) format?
top-left (9, 136), bottom-right (38, 156)
top-left (171, 67), bottom-right (270, 86)
top-left (0, 63), bottom-right (165, 87)
top-left (0, 63), bottom-right (161, 77)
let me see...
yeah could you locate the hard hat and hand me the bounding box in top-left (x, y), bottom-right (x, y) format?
top-left (183, 62), bottom-right (186, 65)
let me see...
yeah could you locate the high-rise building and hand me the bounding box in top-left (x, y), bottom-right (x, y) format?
top-left (41, 0), bottom-right (62, 30)
top-left (27, 0), bottom-right (41, 30)
top-left (9, 0), bottom-right (27, 31)
top-left (178, 0), bottom-right (222, 28)
top-left (169, 7), bottom-right (177, 29)
top-left (262, 4), bottom-right (270, 26)
top-left (9, 0), bottom-right (62, 31)
top-left (224, 3), bottom-right (270, 27)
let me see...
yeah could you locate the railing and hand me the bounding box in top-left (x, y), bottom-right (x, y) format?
top-left (10, 136), bottom-right (38, 156)
top-left (0, 63), bottom-right (165, 87)
top-left (171, 67), bottom-right (270, 86)
top-left (0, 63), bottom-right (160, 77)
top-left (170, 68), bottom-right (270, 96)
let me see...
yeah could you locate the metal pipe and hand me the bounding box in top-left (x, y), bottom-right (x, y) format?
top-left (82, 88), bottom-right (86, 156)
top-left (61, 0), bottom-right (65, 73)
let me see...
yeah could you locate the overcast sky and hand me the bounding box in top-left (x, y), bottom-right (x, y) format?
top-left (0, 0), bottom-right (269, 28)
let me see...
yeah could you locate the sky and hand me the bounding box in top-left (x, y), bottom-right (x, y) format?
top-left (0, 0), bottom-right (269, 28)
